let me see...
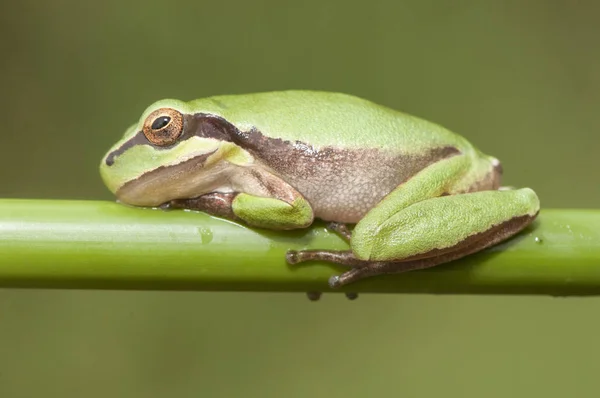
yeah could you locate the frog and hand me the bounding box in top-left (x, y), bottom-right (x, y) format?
top-left (100, 90), bottom-right (540, 297)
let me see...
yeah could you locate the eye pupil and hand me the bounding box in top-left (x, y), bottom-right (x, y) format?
top-left (151, 116), bottom-right (171, 130)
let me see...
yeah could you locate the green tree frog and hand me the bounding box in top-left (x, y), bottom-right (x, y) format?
top-left (100, 91), bottom-right (540, 290)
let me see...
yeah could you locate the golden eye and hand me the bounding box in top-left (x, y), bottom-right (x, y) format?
top-left (142, 108), bottom-right (184, 146)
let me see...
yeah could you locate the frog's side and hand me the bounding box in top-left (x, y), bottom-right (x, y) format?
top-left (100, 91), bottom-right (539, 291)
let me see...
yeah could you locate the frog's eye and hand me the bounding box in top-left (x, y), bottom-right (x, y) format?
top-left (142, 108), bottom-right (184, 146)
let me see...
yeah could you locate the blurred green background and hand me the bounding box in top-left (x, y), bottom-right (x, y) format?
top-left (1, 1), bottom-right (599, 397)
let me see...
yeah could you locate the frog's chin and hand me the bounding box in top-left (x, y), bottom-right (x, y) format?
top-left (115, 150), bottom-right (229, 207)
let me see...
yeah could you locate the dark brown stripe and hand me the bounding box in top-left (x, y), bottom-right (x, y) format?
top-left (104, 113), bottom-right (235, 166)
top-left (105, 130), bottom-right (147, 166)
top-left (231, 126), bottom-right (461, 187)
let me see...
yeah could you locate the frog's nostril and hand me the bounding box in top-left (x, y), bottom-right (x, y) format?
top-left (105, 151), bottom-right (117, 166)
top-left (103, 130), bottom-right (149, 167)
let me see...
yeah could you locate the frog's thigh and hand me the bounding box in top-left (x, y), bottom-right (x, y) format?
top-left (351, 154), bottom-right (472, 259)
top-left (352, 188), bottom-right (540, 263)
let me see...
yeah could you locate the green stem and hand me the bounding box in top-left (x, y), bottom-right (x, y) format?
top-left (0, 199), bottom-right (599, 295)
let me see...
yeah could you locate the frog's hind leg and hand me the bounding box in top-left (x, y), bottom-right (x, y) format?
top-left (288, 154), bottom-right (539, 288)
top-left (288, 188), bottom-right (540, 288)
top-left (326, 222), bottom-right (353, 242)
top-left (329, 210), bottom-right (536, 287)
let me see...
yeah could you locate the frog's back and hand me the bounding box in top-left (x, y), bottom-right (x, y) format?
top-left (185, 91), bottom-right (482, 223)
top-left (187, 90), bottom-right (471, 154)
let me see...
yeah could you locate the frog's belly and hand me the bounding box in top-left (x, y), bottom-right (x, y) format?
top-left (282, 153), bottom-right (423, 224)
top-left (291, 168), bottom-right (404, 223)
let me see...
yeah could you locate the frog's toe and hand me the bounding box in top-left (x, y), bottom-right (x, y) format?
top-left (305, 291), bottom-right (358, 300)
top-left (325, 222), bottom-right (353, 242)
top-left (285, 249), bottom-right (364, 267)
top-left (328, 275), bottom-right (341, 288)
top-left (306, 291), bottom-right (322, 301)
top-left (345, 292), bottom-right (359, 300)
top-left (329, 267), bottom-right (376, 287)
top-left (286, 250), bottom-right (300, 264)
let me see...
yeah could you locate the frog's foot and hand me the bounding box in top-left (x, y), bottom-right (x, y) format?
top-left (328, 268), bottom-right (380, 288)
top-left (291, 223), bottom-right (365, 293)
top-left (286, 249), bottom-right (365, 267)
top-left (286, 249), bottom-right (380, 289)
top-left (325, 222), bottom-right (353, 242)
top-left (287, 249), bottom-right (420, 288)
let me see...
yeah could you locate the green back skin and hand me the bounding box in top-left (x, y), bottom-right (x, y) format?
top-left (128, 91), bottom-right (473, 152)
top-left (101, 91), bottom-right (499, 223)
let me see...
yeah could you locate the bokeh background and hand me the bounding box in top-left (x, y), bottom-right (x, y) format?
top-left (1, 1), bottom-right (599, 397)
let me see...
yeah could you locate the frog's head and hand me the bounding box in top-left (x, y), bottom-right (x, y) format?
top-left (100, 99), bottom-right (251, 207)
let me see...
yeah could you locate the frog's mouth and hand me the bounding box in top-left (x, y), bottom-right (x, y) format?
top-left (115, 149), bottom-right (225, 207)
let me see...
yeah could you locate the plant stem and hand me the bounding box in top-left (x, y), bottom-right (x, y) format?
top-left (0, 199), bottom-right (599, 295)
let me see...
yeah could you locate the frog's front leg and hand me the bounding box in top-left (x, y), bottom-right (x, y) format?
top-left (168, 178), bottom-right (362, 299)
top-left (288, 155), bottom-right (540, 287)
top-left (168, 192), bottom-right (240, 220)
top-left (170, 167), bottom-right (314, 230)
